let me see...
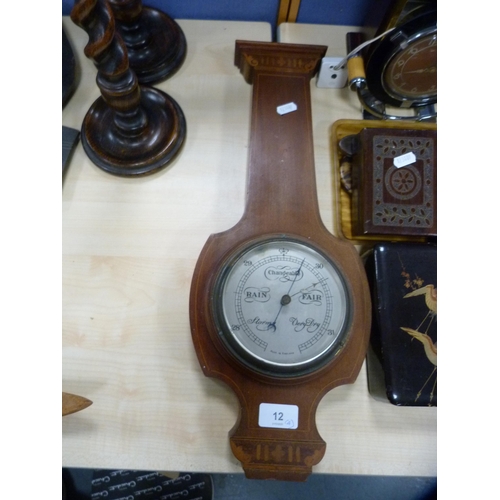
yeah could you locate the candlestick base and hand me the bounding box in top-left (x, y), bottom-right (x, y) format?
top-left (81, 87), bottom-right (186, 177)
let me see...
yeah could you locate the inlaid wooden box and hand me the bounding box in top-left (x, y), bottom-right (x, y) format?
top-left (350, 128), bottom-right (437, 237)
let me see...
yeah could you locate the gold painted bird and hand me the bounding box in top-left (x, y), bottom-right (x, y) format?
top-left (404, 284), bottom-right (437, 333)
top-left (400, 327), bottom-right (437, 366)
top-left (404, 284), bottom-right (437, 314)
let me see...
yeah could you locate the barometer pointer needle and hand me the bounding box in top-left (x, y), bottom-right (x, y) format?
top-left (268, 257), bottom-right (305, 331)
top-left (289, 277), bottom-right (329, 299)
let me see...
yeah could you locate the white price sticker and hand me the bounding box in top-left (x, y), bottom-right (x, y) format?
top-left (258, 403), bottom-right (298, 429)
top-left (276, 102), bottom-right (297, 115)
top-left (393, 151), bottom-right (416, 168)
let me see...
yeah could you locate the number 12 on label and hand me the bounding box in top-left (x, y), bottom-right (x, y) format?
top-left (258, 403), bottom-right (299, 429)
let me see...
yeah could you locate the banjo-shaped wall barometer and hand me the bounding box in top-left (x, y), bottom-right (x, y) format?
top-left (190, 41), bottom-right (372, 481)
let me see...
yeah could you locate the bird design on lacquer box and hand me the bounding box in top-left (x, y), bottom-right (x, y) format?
top-left (401, 284), bottom-right (437, 405)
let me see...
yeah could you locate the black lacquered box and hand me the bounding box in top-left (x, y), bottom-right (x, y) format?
top-left (365, 242), bottom-right (437, 406)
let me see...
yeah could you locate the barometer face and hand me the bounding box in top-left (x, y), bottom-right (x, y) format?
top-left (213, 238), bottom-right (352, 376)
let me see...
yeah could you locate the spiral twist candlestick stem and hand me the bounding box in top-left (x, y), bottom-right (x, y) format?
top-left (108, 0), bottom-right (187, 84)
top-left (71, 0), bottom-right (186, 176)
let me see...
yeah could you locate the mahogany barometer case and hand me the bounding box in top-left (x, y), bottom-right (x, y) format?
top-left (365, 242), bottom-right (437, 406)
top-left (190, 41), bottom-right (371, 481)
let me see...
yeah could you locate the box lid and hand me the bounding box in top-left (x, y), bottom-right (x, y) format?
top-left (366, 242), bottom-right (437, 406)
top-left (351, 128), bottom-right (437, 237)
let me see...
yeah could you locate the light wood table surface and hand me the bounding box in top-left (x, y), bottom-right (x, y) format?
top-left (62, 18), bottom-right (436, 477)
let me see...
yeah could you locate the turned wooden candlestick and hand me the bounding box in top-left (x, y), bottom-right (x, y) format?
top-left (108, 0), bottom-right (187, 84)
top-left (71, 0), bottom-right (186, 177)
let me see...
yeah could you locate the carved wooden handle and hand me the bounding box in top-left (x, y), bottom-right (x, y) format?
top-left (62, 392), bottom-right (93, 416)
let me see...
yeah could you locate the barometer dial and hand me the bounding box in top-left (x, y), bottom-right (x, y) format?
top-left (214, 238), bottom-right (351, 376)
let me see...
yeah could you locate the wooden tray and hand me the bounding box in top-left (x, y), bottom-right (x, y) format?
top-left (331, 119), bottom-right (437, 243)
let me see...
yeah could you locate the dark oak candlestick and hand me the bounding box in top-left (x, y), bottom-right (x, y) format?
top-left (108, 0), bottom-right (187, 84)
top-left (71, 0), bottom-right (186, 177)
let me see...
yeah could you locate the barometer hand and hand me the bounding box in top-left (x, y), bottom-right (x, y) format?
top-left (289, 277), bottom-right (329, 299)
top-left (268, 258), bottom-right (305, 331)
